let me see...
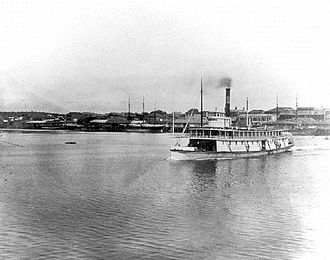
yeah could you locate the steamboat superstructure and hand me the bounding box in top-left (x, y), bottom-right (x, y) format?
top-left (170, 123), bottom-right (294, 160)
top-left (170, 77), bottom-right (294, 160)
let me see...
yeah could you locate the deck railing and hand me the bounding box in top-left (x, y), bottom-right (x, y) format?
top-left (190, 132), bottom-right (286, 140)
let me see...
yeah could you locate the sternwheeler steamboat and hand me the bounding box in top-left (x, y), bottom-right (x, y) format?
top-left (170, 78), bottom-right (294, 160)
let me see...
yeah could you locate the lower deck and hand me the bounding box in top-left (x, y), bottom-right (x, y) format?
top-left (170, 145), bottom-right (293, 160)
top-left (170, 127), bottom-right (294, 160)
top-left (173, 135), bottom-right (293, 153)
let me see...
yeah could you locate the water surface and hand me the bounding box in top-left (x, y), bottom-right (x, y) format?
top-left (0, 132), bottom-right (329, 259)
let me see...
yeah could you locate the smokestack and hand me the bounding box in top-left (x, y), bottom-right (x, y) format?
top-left (221, 77), bottom-right (231, 117)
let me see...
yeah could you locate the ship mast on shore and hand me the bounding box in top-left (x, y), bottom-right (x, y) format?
top-left (276, 93), bottom-right (279, 122)
top-left (128, 96), bottom-right (131, 120)
top-left (200, 77), bottom-right (203, 128)
top-left (246, 97), bottom-right (249, 127)
top-left (295, 94), bottom-right (298, 126)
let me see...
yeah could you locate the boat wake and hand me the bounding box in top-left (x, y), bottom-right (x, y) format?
top-left (293, 145), bottom-right (330, 151)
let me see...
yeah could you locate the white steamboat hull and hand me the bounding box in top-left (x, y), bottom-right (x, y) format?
top-left (170, 145), bottom-right (294, 160)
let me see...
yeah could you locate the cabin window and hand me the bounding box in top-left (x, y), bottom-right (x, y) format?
top-left (211, 130), bottom-right (219, 136)
top-left (190, 139), bottom-right (217, 151)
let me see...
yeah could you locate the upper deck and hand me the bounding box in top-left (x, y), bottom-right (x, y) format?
top-left (188, 127), bottom-right (289, 140)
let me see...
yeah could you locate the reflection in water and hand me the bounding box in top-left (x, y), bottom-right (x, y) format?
top-left (184, 157), bottom-right (310, 259)
top-left (189, 160), bottom-right (217, 194)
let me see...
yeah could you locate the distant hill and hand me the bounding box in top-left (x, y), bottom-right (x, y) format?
top-left (0, 111), bottom-right (65, 120)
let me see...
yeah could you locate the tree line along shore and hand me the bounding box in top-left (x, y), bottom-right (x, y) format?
top-left (0, 107), bottom-right (329, 135)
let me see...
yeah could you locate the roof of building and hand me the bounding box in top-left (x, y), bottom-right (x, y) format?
top-left (249, 110), bottom-right (265, 114)
top-left (238, 114), bottom-right (274, 118)
top-left (26, 120), bottom-right (49, 124)
top-left (265, 107), bottom-right (295, 114)
top-left (174, 117), bottom-right (208, 124)
top-left (90, 117), bottom-right (129, 124)
top-left (297, 107), bottom-right (314, 110)
top-left (90, 119), bottom-right (108, 124)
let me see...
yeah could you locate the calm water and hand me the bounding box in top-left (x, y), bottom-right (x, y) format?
top-left (0, 131), bottom-right (330, 259)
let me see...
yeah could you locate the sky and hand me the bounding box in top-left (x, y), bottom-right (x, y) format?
top-left (0, 0), bottom-right (329, 113)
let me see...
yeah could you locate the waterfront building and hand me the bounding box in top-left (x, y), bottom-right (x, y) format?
top-left (236, 114), bottom-right (275, 127)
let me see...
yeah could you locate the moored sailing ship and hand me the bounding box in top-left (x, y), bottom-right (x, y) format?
top-left (126, 120), bottom-right (165, 133)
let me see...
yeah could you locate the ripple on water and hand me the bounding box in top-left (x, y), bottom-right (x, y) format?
top-left (0, 133), bottom-right (328, 259)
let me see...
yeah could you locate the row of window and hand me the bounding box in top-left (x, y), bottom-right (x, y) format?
top-left (192, 130), bottom-right (280, 137)
top-left (220, 140), bottom-right (258, 145)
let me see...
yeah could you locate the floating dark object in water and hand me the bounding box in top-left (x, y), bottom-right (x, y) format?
top-left (65, 141), bottom-right (76, 144)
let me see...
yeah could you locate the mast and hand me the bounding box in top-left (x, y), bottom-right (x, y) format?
top-left (172, 110), bottom-right (175, 134)
top-left (172, 98), bottom-right (175, 135)
top-left (142, 95), bottom-right (145, 121)
top-left (246, 97), bottom-right (249, 127)
top-left (201, 76), bottom-right (203, 128)
top-left (295, 93), bottom-right (298, 126)
top-left (172, 91), bottom-right (175, 134)
top-left (128, 96), bottom-right (131, 120)
top-left (276, 93), bottom-right (279, 121)
top-left (154, 98), bottom-right (156, 124)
